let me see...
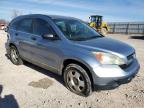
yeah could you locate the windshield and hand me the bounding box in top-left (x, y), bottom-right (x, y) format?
top-left (53, 19), bottom-right (102, 41)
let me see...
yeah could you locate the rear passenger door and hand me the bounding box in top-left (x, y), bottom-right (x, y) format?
top-left (16, 18), bottom-right (34, 59)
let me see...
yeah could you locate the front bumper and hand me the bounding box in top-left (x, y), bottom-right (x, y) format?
top-left (92, 59), bottom-right (140, 90)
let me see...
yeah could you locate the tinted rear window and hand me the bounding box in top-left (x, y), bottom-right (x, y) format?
top-left (17, 19), bottom-right (32, 33)
top-left (9, 20), bottom-right (18, 30)
top-left (32, 18), bottom-right (54, 36)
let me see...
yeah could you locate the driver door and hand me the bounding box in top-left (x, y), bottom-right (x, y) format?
top-left (30, 18), bottom-right (62, 72)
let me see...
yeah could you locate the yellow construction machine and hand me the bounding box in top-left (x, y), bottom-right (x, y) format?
top-left (89, 15), bottom-right (109, 35)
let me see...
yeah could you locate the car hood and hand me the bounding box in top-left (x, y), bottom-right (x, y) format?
top-left (74, 37), bottom-right (135, 56)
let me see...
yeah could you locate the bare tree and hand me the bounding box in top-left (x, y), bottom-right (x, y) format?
top-left (11, 10), bottom-right (22, 19)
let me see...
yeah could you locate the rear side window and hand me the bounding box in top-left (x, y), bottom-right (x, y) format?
top-left (17, 19), bottom-right (32, 33)
top-left (32, 18), bottom-right (54, 36)
top-left (9, 21), bottom-right (17, 30)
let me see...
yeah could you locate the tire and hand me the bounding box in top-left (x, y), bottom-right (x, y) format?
top-left (64, 63), bottom-right (92, 96)
top-left (9, 46), bottom-right (23, 65)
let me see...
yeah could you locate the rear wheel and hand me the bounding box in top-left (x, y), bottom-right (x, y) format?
top-left (64, 64), bottom-right (92, 96)
top-left (9, 46), bottom-right (23, 65)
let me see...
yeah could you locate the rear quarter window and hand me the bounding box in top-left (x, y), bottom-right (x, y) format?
top-left (17, 19), bottom-right (32, 33)
top-left (9, 20), bottom-right (18, 30)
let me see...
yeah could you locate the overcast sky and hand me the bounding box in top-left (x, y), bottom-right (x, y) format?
top-left (0, 0), bottom-right (144, 22)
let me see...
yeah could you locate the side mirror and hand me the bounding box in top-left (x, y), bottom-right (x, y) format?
top-left (42, 34), bottom-right (59, 40)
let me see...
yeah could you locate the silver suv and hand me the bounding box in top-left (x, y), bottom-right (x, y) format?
top-left (5, 14), bottom-right (140, 96)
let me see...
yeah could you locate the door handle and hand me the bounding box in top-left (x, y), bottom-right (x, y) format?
top-left (31, 37), bottom-right (36, 40)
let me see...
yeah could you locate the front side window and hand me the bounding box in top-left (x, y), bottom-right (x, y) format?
top-left (17, 19), bottom-right (32, 33)
top-left (32, 18), bottom-right (54, 36)
top-left (54, 19), bottom-right (102, 41)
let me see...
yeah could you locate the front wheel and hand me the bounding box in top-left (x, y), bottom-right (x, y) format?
top-left (64, 64), bottom-right (92, 96)
top-left (9, 46), bottom-right (23, 65)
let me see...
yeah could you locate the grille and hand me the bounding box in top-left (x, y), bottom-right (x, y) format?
top-left (119, 52), bottom-right (135, 69)
top-left (127, 52), bottom-right (135, 64)
top-left (127, 53), bottom-right (135, 60)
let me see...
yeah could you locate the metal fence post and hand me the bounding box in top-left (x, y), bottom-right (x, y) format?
top-left (113, 24), bottom-right (115, 33)
top-left (143, 25), bottom-right (144, 35)
top-left (138, 24), bottom-right (140, 34)
top-left (126, 23), bottom-right (129, 34)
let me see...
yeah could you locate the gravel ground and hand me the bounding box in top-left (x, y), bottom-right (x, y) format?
top-left (0, 30), bottom-right (144, 108)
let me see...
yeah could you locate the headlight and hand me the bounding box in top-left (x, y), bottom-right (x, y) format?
top-left (92, 52), bottom-right (125, 65)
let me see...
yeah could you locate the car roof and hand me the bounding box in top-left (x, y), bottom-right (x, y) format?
top-left (15, 14), bottom-right (78, 20)
top-left (9, 14), bottom-right (82, 27)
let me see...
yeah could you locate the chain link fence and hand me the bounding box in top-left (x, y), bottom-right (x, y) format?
top-left (108, 22), bottom-right (144, 34)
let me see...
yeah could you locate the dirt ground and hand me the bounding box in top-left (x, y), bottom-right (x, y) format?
top-left (0, 30), bottom-right (144, 108)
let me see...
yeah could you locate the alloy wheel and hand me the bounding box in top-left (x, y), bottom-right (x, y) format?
top-left (67, 70), bottom-right (85, 93)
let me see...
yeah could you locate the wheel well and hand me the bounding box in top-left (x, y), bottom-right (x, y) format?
top-left (9, 43), bottom-right (16, 47)
top-left (62, 59), bottom-right (94, 89)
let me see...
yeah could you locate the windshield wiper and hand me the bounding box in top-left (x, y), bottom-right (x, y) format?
top-left (84, 35), bottom-right (103, 40)
top-left (70, 35), bottom-right (103, 41)
top-left (70, 38), bottom-right (86, 41)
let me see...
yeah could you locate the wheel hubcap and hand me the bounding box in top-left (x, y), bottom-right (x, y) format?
top-left (11, 49), bottom-right (18, 63)
top-left (73, 77), bottom-right (78, 85)
top-left (67, 70), bottom-right (85, 92)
